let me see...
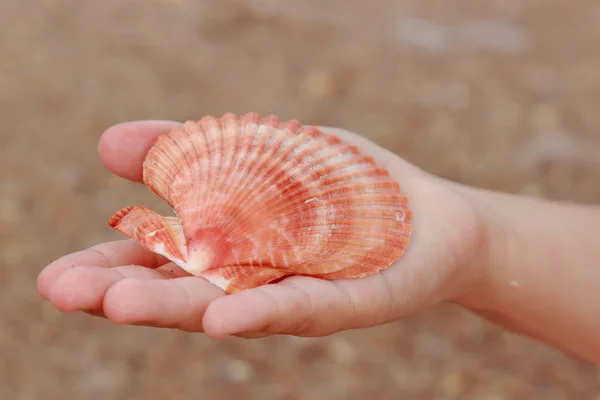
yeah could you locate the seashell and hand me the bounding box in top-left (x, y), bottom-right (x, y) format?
top-left (108, 113), bottom-right (413, 294)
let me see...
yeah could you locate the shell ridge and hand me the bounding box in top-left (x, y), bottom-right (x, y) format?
top-left (145, 128), bottom-right (196, 211)
top-left (221, 118), bottom-right (289, 222)
top-left (236, 134), bottom-right (373, 215)
top-left (185, 120), bottom-right (212, 237)
top-left (215, 114), bottom-right (245, 223)
top-left (216, 117), bottom-right (261, 232)
top-left (204, 115), bottom-right (227, 218)
top-left (253, 179), bottom-right (402, 220)
top-left (211, 116), bottom-right (267, 248)
top-left (143, 133), bottom-right (186, 207)
top-left (230, 129), bottom-right (314, 213)
top-left (228, 118), bottom-right (278, 212)
top-left (221, 133), bottom-right (324, 255)
top-left (213, 118), bottom-right (306, 253)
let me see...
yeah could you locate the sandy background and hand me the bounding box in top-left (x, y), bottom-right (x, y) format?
top-left (2, 0), bottom-right (600, 398)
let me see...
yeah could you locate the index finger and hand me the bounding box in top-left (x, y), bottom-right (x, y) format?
top-left (98, 120), bottom-right (182, 182)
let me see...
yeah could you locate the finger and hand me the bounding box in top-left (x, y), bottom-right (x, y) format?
top-left (47, 264), bottom-right (169, 313)
top-left (202, 274), bottom-right (393, 338)
top-left (102, 276), bottom-right (224, 331)
top-left (38, 240), bottom-right (170, 301)
top-left (98, 120), bottom-right (182, 182)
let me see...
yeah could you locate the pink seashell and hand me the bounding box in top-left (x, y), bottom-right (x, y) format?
top-left (108, 113), bottom-right (413, 293)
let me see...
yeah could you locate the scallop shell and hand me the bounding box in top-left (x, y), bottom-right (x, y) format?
top-left (108, 113), bottom-right (413, 293)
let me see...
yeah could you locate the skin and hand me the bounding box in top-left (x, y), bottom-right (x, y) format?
top-left (37, 120), bottom-right (600, 363)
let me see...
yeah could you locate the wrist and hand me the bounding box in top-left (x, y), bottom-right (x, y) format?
top-left (444, 184), bottom-right (600, 362)
top-left (442, 184), bottom-right (515, 310)
top-left (414, 178), bottom-right (501, 309)
top-left (448, 186), bottom-right (567, 310)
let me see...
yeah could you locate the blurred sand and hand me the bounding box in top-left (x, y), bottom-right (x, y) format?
top-left (1, 0), bottom-right (600, 398)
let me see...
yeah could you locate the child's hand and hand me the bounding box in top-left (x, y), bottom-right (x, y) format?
top-left (37, 120), bottom-right (486, 338)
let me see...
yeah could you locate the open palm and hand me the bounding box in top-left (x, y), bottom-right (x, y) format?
top-left (38, 120), bottom-right (484, 338)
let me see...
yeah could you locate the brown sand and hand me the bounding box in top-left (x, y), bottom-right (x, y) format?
top-left (1, 1), bottom-right (599, 398)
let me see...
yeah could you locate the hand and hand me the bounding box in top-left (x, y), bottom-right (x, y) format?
top-left (37, 120), bottom-right (487, 338)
